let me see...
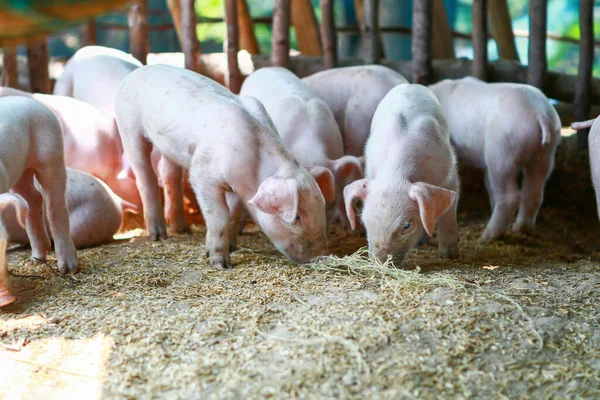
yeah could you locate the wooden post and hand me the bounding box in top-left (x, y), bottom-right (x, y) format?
top-left (488, 0), bottom-right (519, 61)
top-left (354, 0), bottom-right (384, 61)
top-left (272, 0), bottom-right (291, 67)
top-left (238, 0), bottom-right (260, 54)
top-left (472, 0), bottom-right (488, 80)
top-left (27, 41), bottom-right (50, 94)
top-left (574, 0), bottom-right (594, 150)
top-left (2, 47), bottom-right (18, 88)
top-left (225, 0), bottom-right (242, 92)
top-left (166, 0), bottom-right (184, 45)
top-left (182, 0), bottom-right (201, 73)
top-left (432, 0), bottom-right (455, 59)
top-left (128, 0), bottom-right (149, 65)
top-left (412, 0), bottom-right (433, 84)
top-left (527, 0), bottom-right (547, 90)
top-left (362, 0), bottom-right (379, 64)
top-left (80, 20), bottom-right (97, 47)
top-left (291, 0), bottom-right (322, 56)
top-left (320, 0), bottom-right (337, 68)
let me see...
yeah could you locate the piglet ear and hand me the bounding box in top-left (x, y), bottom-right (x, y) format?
top-left (0, 193), bottom-right (28, 228)
top-left (309, 166), bottom-right (335, 204)
top-left (409, 182), bottom-right (456, 236)
top-left (343, 179), bottom-right (370, 231)
top-left (248, 177), bottom-right (298, 223)
top-left (329, 155), bottom-right (364, 183)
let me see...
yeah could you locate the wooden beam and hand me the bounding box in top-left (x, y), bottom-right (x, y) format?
top-left (2, 47), bottom-right (18, 88)
top-left (128, 0), bottom-right (149, 64)
top-left (182, 0), bottom-right (201, 73)
top-left (26, 40), bottom-right (50, 93)
top-left (320, 0), bottom-right (337, 68)
top-left (272, 0), bottom-right (291, 67)
top-left (238, 0), bottom-right (260, 54)
top-left (527, 0), bottom-right (547, 90)
top-left (79, 20), bottom-right (97, 47)
top-left (574, 0), bottom-right (594, 150)
top-left (362, 0), bottom-right (380, 64)
top-left (354, 0), bottom-right (384, 61)
top-left (412, 0), bottom-right (433, 84)
top-left (472, 0), bottom-right (488, 80)
top-left (291, 0), bottom-right (322, 56)
top-left (432, 0), bottom-right (455, 59)
top-left (488, 0), bottom-right (519, 61)
top-left (166, 0), bottom-right (183, 45)
top-left (225, 0), bottom-right (242, 92)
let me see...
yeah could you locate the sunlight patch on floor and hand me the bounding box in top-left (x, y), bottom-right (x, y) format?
top-left (0, 334), bottom-right (113, 400)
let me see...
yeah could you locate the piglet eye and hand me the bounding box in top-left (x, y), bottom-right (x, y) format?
top-left (295, 215), bottom-right (301, 222)
top-left (402, 221), bottom-right (411, 230)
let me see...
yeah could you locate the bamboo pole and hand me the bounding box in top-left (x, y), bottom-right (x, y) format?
top-left (238, 0), bottom-right (260, 54)
top-left (412, 0), bottom-right (433, 84)
top-left (320, 0), bottom-right (337, 68)
top-left (272, 0), bottom-right (291, 67)
top-left (166, 0), bottom-right (183, 45)
top-left (2, 47), bottom-right (18, 88)
top-left (527, 0), bottom-right (547, 90)
top-left (182, 0), bottom-right (201, 73)
top-left (488, 0), bottom-right (518, 61)
top-left (80, 20), bottom-right (97, 46)
top-left (472, 0), bottom-right (488, 80)
top-left (128, 0), bottom-right (149, 64)
top-left (362, 0), bottom-right (379, 64)
top-left (291, 0), bottom-right (322, 56)
top-left (432, 0), bottom-right (455, 59)
top-left (225, 0), bottom-right (242, 92)
top-left (27, 40), bottom-right (50, 94)
top-left (574, 0), bottom-right (594, 150)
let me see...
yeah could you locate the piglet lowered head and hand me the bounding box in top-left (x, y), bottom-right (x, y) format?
top-left (244, 163), bottom-right (333, 263)
top-left (343, 84), bottom-right (460, 265)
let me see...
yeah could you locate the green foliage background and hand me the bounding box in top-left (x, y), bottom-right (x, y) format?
top-left (194, 0), bottom-right (599, 77)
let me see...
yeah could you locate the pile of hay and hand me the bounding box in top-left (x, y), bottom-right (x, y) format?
top-left (1, 196), bottom-right (599, 398)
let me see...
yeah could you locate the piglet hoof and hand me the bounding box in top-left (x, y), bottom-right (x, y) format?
top-left (229, 243), bottom-right (237, 253)
top-left (211, 254), bottom-right (232, 270)
top-left (439, 242), bottom-right (459, 259)
top-left (148, 223), bottom-right (168, 241)
top-left (0, 288), bottom-right (16, 307)
top-left (57, 254), bottom-right (79, 274)
top-left (481, 228), bottom-right (504, 243)
top-left (170, 223), bottom-right (192, 235)
top-left (512, 221), bottom-right (535, 235)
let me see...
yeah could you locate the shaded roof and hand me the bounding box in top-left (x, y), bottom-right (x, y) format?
top-left (0, 0), bottom-right (129, 46)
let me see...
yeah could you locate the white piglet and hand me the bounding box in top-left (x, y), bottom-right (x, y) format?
top-left (344, 84), bottom-right (460, 264)
top-left (302, 65), bottom-right (408, 156)
top-left (115, 65), bottom-right (331, 269)
top-left (430, 78), bottom-right (561, 240)
top-left (53, 45), bottom-right (142, 117)
top-left (0, 97), bottom-right (78, 305)
top-left (240, 67), bottom-right (363, 226)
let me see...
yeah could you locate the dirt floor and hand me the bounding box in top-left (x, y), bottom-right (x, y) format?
top-left (1, 138), bottom-right (600, 399)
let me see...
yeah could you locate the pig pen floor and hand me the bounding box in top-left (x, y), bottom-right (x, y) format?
top-left (0, 205), bottom-right (599, 399)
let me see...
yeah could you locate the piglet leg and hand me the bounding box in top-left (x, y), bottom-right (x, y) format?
top-left (513, 153), bottom-right (553, 234)
top-left (437, 197), bottom-right (459, 258)
top-left (119, 124), bottom-right (167, 240)
top-left (158, 155), bottom-right (190, 234)
top-left (190, 169), bottom-right (232, 270)
top-left (35, 164), bottom-right (78, 274)
top-left (225, 192), bottom-right (243, 253)
top-left (482, 165), bottom-right (520, 241)
top-left (12, 170), bottom-right (51, 263)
